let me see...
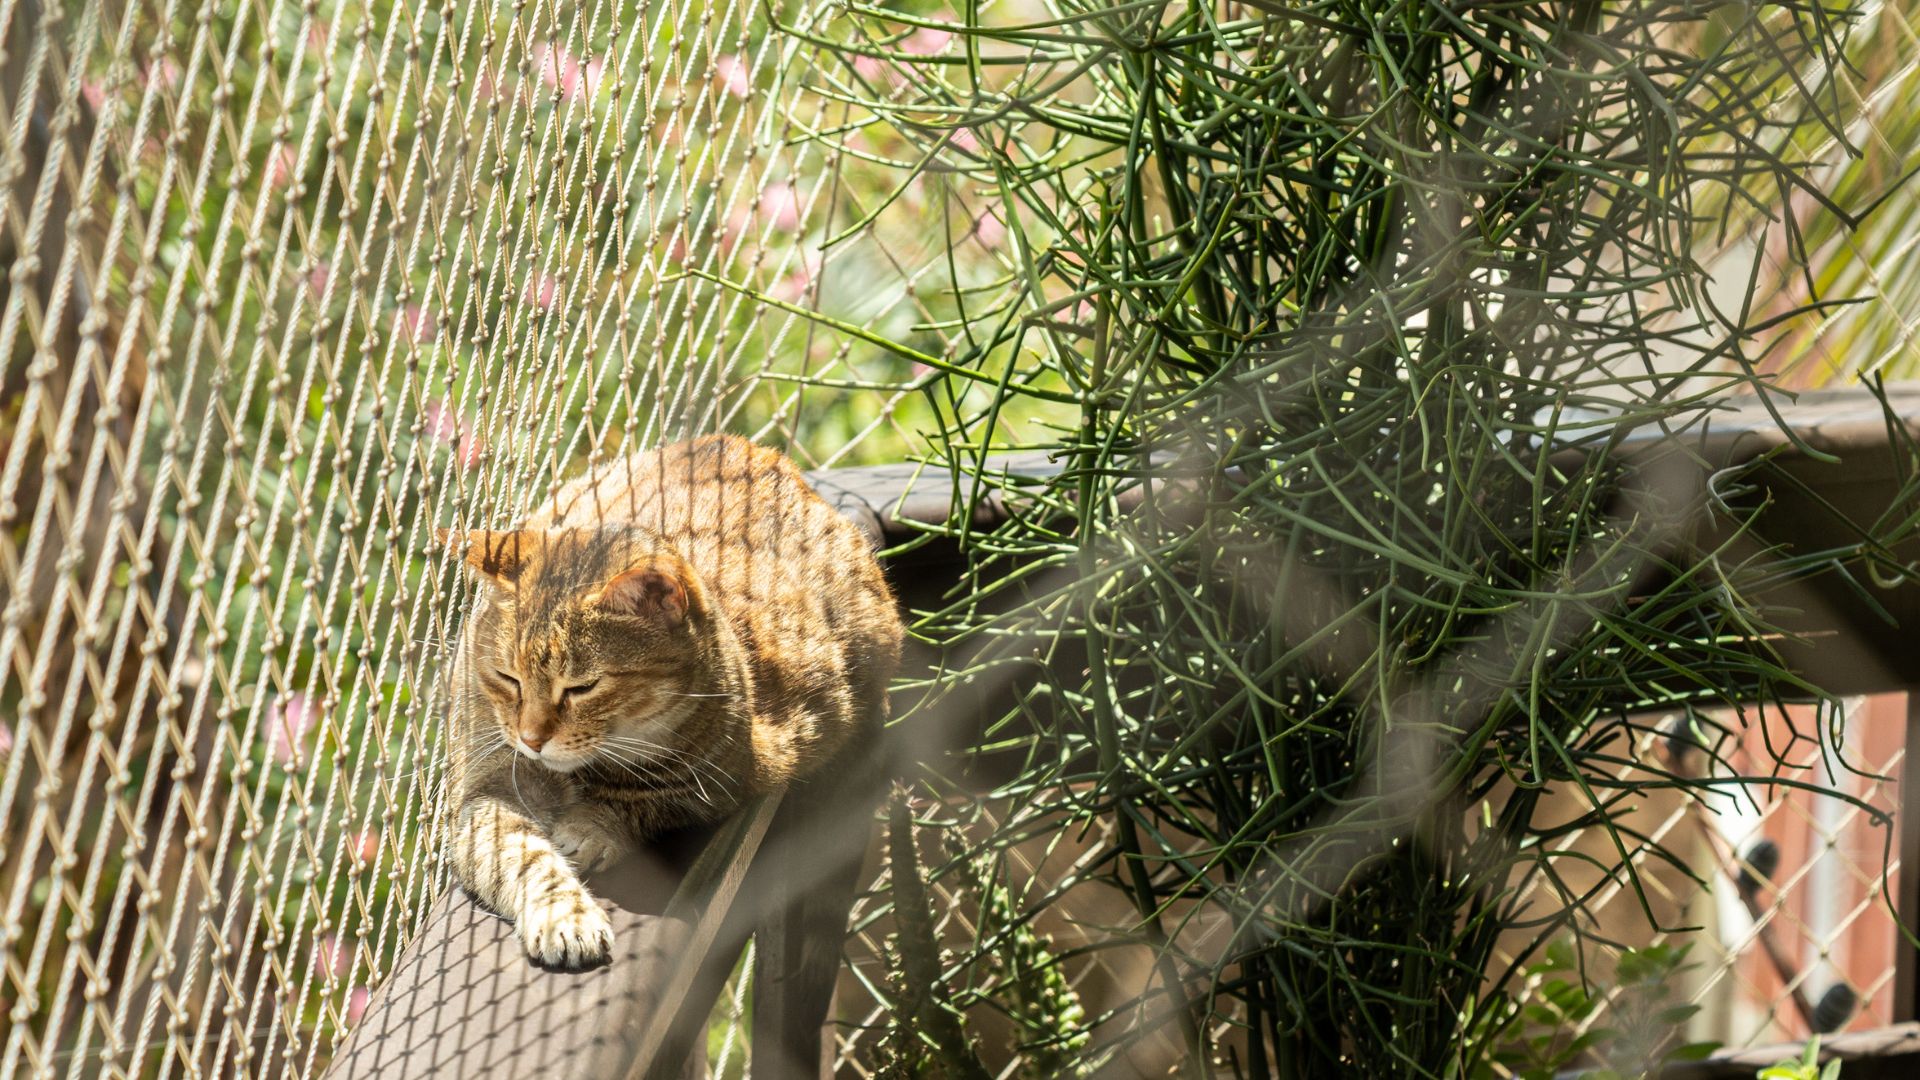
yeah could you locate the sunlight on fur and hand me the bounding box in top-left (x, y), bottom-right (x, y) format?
top-left (439, 436), bottom-right (903, 968)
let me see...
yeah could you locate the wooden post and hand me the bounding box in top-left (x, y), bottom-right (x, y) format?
top-left (749, 749), bottom-right (884, 1079)
top-left (1896, 692), bottom-right (1920, 1024)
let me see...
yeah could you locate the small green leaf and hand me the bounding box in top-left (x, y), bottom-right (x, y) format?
top-left (1655, 1003), bottom-right (1701, 1025)
top-left (1668, 1040), bottom-right (1720, 1062)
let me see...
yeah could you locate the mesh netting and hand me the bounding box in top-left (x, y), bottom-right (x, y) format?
top-left (0, 0), bottom-right (998, 1073)
top-left (5, 0), bottom-right (1917, 1076)
top-left (1475, 698), bottom-right (1908, 1061)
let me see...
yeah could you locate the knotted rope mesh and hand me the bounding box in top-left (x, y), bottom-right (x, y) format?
top-left (0, 0), bottom-right (991, 1074)
top-left (7, 0), bottom-right (1920, 1075)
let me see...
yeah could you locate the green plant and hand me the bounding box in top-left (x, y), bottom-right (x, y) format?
top-left (1480, 940), bottom-right (1718, 1080)
top-left (1758, 1036), bottom-right (1842, 1080)
top-left (875, 787), bottom-right (993, 1080)
top-left (1696, 0), bottom-right (1920, 386)
top-left (768, 0), bottom-right (1920, 1075)
top-left (972, 856), bottom-right (1089, 1076)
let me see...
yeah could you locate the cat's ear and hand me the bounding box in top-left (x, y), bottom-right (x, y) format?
top-left (437, 528), bottom-right (532, 588)
top-left (597, 565), bottom-right (690, 625)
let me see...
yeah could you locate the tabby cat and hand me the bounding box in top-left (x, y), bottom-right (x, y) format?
top-left (438, 435), bottom-right (902, 968)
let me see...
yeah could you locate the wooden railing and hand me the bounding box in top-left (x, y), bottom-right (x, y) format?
top-left (1662, 1022), bottom-right (1920, 1079)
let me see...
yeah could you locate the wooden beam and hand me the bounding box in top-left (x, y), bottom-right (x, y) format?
top-left (1657, 1022), bottom-right (1920, 1079)
top-left (324, 823), bottom-right (725, 1080)
top-left (748, 750), bottom-right (884, 1079)
top-left (622, 797), bottom-right (780, 1079)
top-left (1897, 694), bottom-right (1920, 1024)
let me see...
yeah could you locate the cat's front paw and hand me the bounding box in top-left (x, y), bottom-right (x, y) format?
top-left (551, 816), bottom-right (627, 872)
top-left (516, 887), bottom-right (614, 970)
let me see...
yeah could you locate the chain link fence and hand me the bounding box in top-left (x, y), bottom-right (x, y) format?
top-left (1478, 695), bottom-right (1908, 1062)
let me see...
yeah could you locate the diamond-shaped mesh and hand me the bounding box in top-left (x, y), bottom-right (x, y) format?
top-left (1475, 695), bottom-right (1907, 1069)
top-left (1683, 696), bottom-right (1907, 1046)
top-left (815, 697), bottom-right (1907, 1076)
top-left (0, 0), bottom-right (994, 1074)
top-left (4, 0), bottom-right (1913, 1075)
top-left (825, 791), bottom-right (1273, 1077)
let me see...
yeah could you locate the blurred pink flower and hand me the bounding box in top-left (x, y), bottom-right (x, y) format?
top-left (80, 80), bottom-right (108, 112)
top-left (268, 692), bottom-right (316, 765)
top-left (757, 181), bottom-right (803, 232)
top-left (772, 273), bottom-right (811, 303)
top-left (422, 397), bottom-right (461, 443)
top-left (351, 829), bottom-right (380, 867)
top-left (720, 201), bottom-right (753, 253)
top-left (852, 54), bottom-right (889, 82)
top-left (393, 303), bottom-right (435, 343)
top-left (581, 57), bottom-right (608, 98)
top-left (314, 935), bottom-right (351, 981)
top-left (714, 54), bottom-right (752, 99)
top-left (141, 57), bottom-right (183, 89)
top-left (306, 261), bottom-right (331, 299)
top-left (903, 29), bottom-right (954, 55)
top-left (534, 41), bottom-right (607, 102)
top-left (533, 42), bottom-right (569, 89)
top-left (771, 251), bottom-right (823, 303)
top-left (0, 721), bottom-right (13, 755)
top-left (524, 274), bottom-right (560, 310)
top-left (346, 986), bottom-right (371, 1026)
top-left (458, 431), bottom-right (485, 470)
top-left (423, 398), bottom-right (484, 469)
top-left (267, 146), bottom-right (298, 190)
top-left (972, 211), bottom-right (1006, 249)
top-left (950, 127), bottom-right (981, 154)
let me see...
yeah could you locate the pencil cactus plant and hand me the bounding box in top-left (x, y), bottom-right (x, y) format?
top-left (774, 0), bottom-right (1920, 1073)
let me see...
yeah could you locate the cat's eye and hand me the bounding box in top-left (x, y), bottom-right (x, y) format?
top-left (561, 680), bottom-right (600, 699)
top-left (490, 669), bottom-right (520, 690)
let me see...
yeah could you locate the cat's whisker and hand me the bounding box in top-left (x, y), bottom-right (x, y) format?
top-left (597, 732), bottom-right (713, 763)
top-left (594, 751), bottom-right (722, 810)
top-left (508, 748), bottom-right (534, 818)
top-left (591, 754), bottom-right (647, 785)
top-left (596, 736), bottom-right (735, 797)
top-left (597, 740), bottom-right (730, 790)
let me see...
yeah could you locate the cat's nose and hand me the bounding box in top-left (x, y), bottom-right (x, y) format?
top-left (519, 731), bottom-right (548, 752)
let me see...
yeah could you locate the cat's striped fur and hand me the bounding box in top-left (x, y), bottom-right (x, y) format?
top-left (440, 435), bottom-right (902, 968)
